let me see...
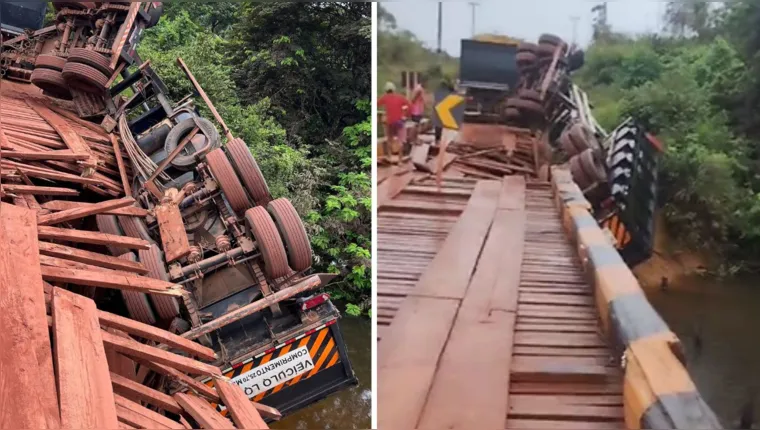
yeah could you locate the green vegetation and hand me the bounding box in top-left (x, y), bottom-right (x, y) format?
top-left (377, 5), bottom-right (458, 95)
top-left (140, 3), bottom-right (371, 315)
top-left (575, 1), bottom-right (760, 273)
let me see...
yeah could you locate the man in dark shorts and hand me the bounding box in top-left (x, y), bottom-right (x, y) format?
top-left (378, 82), bottom-right (409, 164)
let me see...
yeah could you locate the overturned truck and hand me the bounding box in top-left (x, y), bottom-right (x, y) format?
top-left (0, 1), bottom-right (356, 423)
top-left (457, 32), bottom-right (663, 267)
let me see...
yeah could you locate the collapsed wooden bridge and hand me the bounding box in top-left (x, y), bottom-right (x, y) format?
top-left (377, 156), bottom-right (721, 428)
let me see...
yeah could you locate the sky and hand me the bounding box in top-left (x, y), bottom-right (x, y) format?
top-left (381, 1), bottom-right (666, 56)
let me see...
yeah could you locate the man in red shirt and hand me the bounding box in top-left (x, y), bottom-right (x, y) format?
top-left (378, 82), bottom-right (409, 164)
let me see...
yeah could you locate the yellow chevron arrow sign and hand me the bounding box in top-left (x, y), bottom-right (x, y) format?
top-left (435, 94), bottom-right (465, 130)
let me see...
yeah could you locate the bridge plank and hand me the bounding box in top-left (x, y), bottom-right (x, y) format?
top-left (52, 288), bottom-right (118, 429)
top-left (419, 176), bottom-right (526, 429)
top-left (0, 203), bottom-right (60, 429)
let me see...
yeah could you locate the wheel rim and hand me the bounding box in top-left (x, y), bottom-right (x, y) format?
top-left (267, 198), bottom-right (312, 272)
top-left (245, 206), bottom-right (289, 279)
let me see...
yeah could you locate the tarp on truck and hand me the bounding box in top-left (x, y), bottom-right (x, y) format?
top-left (0, 1), bottom-right (46, 34)
top-left (459, 39), bottom-right (519, 90)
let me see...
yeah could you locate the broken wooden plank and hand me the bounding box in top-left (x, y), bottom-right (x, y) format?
top-left (174, 393), bottom-right (234, 429)
top-left (110, 135), bottom-right (130, 196)
top-left (155, 202), bottom-right (191, 263)
top-left (0, 149), bottom-right (88, 161)
top-left (377, 171), bottom-right (416, 208)
top-left (114, 394), bottom-right (183, 430)
top-left (214, 377), bottom-right (269, 429)
top-left (37, 196), bottom-right (135, 225)
top-left (98, 308), bottom-right (216, 361)
top-left (38, 226), bottom-right (150, 250)
top-left (0, 203), bottom-right (61, 429)
top-left (100, 330), bottom-right (221, 377)
top-left (26, 99), bottom-right (98, 168)
top-left (38, 241), bottom-right (148, 274)
top-left (52, 287), bottom-right (119, 428)
top-left (3, 183), bottom-right (79, 196)
top-left (41, 200), bottom-right (149, 216)
top-left (110, 372), bottom-right (183, 415)
top-left (1, 160), bottom-right (102, 185)
top-left (131, 357), bottom-right (221, 402)
top-left (40, 266), bottom-right (181, 296)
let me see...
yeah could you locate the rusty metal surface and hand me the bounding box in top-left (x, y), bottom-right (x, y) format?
top-left (376, 176), bottom-right (476, 340)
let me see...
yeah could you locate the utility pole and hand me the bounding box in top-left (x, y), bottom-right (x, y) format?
top-left (469, 2), bottom-right (479, 37)
top-left (570, 16), bottom-right (580, 46)
top-left (436, 2), bottom-right (442, 54)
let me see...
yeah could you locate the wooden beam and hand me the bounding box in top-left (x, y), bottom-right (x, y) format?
top-left (40, 266), bottom-right (181, 296)
top-left (110, 135), bottom-right (130, 196)
top-left (130, 357), bottom-right (221, 402)
top-left (52, 287), bottom-right (119, 429)
top-left (38, 241), bottom-right (148, 274)
top-left (114, 394), bottom-right (183, 430)
top-left (37, 225), bottom-right (150, 250)
top-left (98, 308), bottom-right (216, 361)
top-left (110, 372), bottom-right (183, 415)
top-left (3, 183), bottom-right (79, 196)
top-left (1, 160), bottom-right (102, 185)
top-left (0, 203), bottom-right (61, 429)
top-left (26, 99), bottom-right (98, 168)
top-left (101, 330), bottom-right (222, 377)
top-left (214, 378), bottom-right (269, 429)
top-left (174, 393), bottom-right (234, 429)
top-left (41, 200), bottom-right (149, 216)
top-left (0, 149), bottom-right (88, 161)
top-left (156, 202), bottom-right (191, 263)
top-left (37, 196), bottom-right (135, 225)
top-left (39, 253), bottom-right (130, 274)
top-left (181, 274), bottom-right (322, 340)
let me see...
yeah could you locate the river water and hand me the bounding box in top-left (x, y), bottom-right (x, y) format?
top-left (271, 316), bottom-right (371, 430)
top-left (644, 276), bottom-right (760, 429)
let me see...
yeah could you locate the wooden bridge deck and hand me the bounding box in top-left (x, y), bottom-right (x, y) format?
top-left (377, 174), bottom-right (624, 429)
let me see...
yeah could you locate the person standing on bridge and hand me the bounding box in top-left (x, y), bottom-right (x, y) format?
top-left (378, 82), bottom-right (410, 164)
top-left (409, 78), bottom-right (426, 123)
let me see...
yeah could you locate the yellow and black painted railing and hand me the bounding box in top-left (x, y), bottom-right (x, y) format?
top-left (552, 166), bottom-right (721, 430)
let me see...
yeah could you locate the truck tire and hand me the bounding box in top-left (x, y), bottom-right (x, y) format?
top-left (569, 122), bottom-right (598, 152)
top-left (226, 138), bottom-right (271, 206)
top-left (146, 3), bottom-right (163, 28)
top-left (560, 131), bottom-right (579, 156)
top-left (505, 107), bottom-right (521, 120)
top-left (61, 62), bottom-right (108, 94)
top-left (570, 154), bottom-right (592, 189)
top-left (267, 198), bottom-right (312, 272)
top-left (245, 207), bottom-right (289, 279)
top-left (580, 148), bottom-right (607, 183)
top-left (537, 43), bottom-right (562, 57)
top-left (68, 48), bottom-right (113, 75)
top-left (118, 214), bottom-right (154, 243)
top-left (507, 98), bottom-right (544, 117)
top-left (518, 42), bottom-right (539, 54)
top-left (518, 89), bottom-right (542, 103)
top-left (539, 33), bottom-right (564, 47)
top-left (35, 55), bottom-right (66, 71)
top-left (118, 252), bottom-right (157, 325)
top-left (516, 52), bottom-right (537, 66)
top-left (205, 148), bottom-right (252, 214)
top-left (96, 214), bottom-right (130, 255)
top-left (164, 117), bottom-right (220, 170)
top-left (139, 244), bottom-right (180, 320)
top-left (31, 68), bottom-right (72, 100)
